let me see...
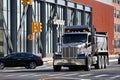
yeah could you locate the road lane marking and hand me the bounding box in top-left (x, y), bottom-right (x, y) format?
top-left (20, 73), bottom-right (49, 77)
top-left (110, 75), bottom-right (120, 79)
top-left (39, 73), bottom-right (91, 80)
top-left (32, 74), bottom-right (42, 77)
top-left (37, 66), bottom-right (53, 70)
top-left (16, 73), bottom-right (40, 77)
top-left (4, 73), bottom-right (50, 78)
top-left (94, 74), bottom-right (109, 78)
top-left (39, 76), bottom-right (91, 80)
top-left (55, 77), bottom-right (91, 80)
top-left (19, 74), bottom-right (34, 77)
top-left (63, 73), bottom-right (78, 76)
top-left (79, 74), bottom-right (93, 77)
top-left (38, 76), bottom-right (62, 80)
top-left (5, 74), bottom-right (15, 77)
top-left (49, 73), bottom-right (65, 76)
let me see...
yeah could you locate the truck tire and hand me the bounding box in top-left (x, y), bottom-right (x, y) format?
top-left (84, 57), bottom-right (91, 71)
top-left (53, 65), bottom-right (61, 71)
top-left (101, 56), bottom-right (104, 69)
top-left (95, 56), bottom-right (102, 69)
top-left (118, 59), bottom-right (120, 64)
top-left (104, 56), bottom-right (108, 68)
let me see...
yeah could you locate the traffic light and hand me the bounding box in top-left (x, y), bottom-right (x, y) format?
top-left (32, 22), bottom-right (37, 33)
top-left (22, 0), bottom-right (32, 6)
top-left (38, 22), bottom-right (42, 32)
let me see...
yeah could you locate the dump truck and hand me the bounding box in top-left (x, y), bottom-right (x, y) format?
top-left (53, 25), bottom-right (109, 71)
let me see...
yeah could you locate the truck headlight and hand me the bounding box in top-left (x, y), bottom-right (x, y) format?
top-left (54, 52), bottom-right (62, 59)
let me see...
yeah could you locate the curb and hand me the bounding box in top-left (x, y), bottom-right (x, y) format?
top-left (43, 55), bottom-right (119, 63)
top-left (109, 54), bottom-right (118, 59)
top-left (43, 58), bottom-right (53, 63)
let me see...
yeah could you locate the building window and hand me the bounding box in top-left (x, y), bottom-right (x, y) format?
top-left (114, 8), bottom-right (116, 18)
top-left (67, 8), bottom-right (74, 26)
top-left (116, 10), bottom-right (120, 18)
top-left (76, 10), bottom-right (82, 25)
top-left (114, 24), bottom-right (116, 32)
top-left (114, 24), bottom-right (120, 32)
top-left (118, 24), bottom-right (120, 32)
top-left (113, 0), bottom-right (115, 3)
top-left (85, 12), bottom-right (91, 25)
top-left (113, 0), bottom-right (120, 4)
top-left (114, 39), bottom-right (120, 48)
top-left (114, 9), bottom-right (120, 19)
top-left (117, 0), bottom-right (120, 4)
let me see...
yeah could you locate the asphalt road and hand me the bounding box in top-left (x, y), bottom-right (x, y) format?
top-left (0, 59), bottom-right (119, 80)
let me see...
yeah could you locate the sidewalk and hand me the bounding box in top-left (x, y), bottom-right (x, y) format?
top-left (43, 57), bottom-right (53, 63)
top-left (109, 54), bottom-right (118, 59)
top-left (43, 54), bottom-right (119, 63)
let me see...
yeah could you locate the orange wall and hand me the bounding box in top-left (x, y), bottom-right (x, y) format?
top-left (71, 0), bottom-right (114, 54)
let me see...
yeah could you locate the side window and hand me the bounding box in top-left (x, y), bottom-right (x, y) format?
top-left (15, 53), bottom-right (21, 57)
top-left (8, 54), bottom-right (15, 58)
top-left (23, 53), bottom-right (33, 57)
top-left (88, 35), bottom-right (91, 43)
top-left (20, 53), bottom-right (26, 57)
top-left (9, 53), bottom-right (20, 58)
top-left (27, 54), bottom-right (33, 57)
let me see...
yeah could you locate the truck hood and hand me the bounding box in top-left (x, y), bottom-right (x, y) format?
top-left (62, 42), bottom-right (86, 48)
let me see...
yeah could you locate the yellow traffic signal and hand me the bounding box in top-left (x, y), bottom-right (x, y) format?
top-left (32, 22), bottom-right (37, 33)
top-left (22, 0), bottom-right (26, 6)
top-left (38, 22), bottom-right (42, 32)
top-left (22, 0), bottom-right (32, 6)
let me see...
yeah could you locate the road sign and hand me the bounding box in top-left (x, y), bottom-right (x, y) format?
top-left (53, 19), bottom-right (65, 25)
top-left (28, 34), bottom-right (35, 40)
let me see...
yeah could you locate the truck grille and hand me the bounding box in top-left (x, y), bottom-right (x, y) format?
top-left (62, 47), bottom-right (78, 58)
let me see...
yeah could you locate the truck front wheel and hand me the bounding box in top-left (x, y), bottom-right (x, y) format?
top-left (53, 65), bottom-right (61, 71)
top-left (84, 57), bottom-right (91, 71)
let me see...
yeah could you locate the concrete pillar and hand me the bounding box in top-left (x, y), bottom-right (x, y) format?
top-left (53, 3), bottom-right (58, 53)
top-left (41, 2), bottom-right (46, 57)
top-left (27, 6), bottom-right (32, 52)
top-left (82, 6), bottom-right (85, 25)
top-left (10, 0), bottom-right (17, 52)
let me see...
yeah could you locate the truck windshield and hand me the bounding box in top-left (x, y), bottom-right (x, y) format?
top-left (63, 34), bottom-right (87, 43)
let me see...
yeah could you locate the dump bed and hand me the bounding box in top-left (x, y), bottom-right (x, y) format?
top-left (95, 32), bottom-right (108, 52)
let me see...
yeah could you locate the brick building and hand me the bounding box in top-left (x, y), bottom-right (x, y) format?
top-left (113, 0), bottom-right (120, 53)
top-left (71, 0), bottom-right (114, 54)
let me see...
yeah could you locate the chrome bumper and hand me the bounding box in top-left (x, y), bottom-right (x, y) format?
top-left (53, 59), bottom-right (85, 66)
